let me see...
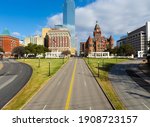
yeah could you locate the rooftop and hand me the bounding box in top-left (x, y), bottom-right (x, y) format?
top-left (0, 28), bottom-right (10, 36)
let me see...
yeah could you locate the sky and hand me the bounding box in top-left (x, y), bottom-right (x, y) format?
top-left (0, 0), bottom-right (150, 45)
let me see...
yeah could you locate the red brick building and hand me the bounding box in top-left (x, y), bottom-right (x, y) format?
top-left (0, 29), bottom-right (19, 56)
top-left (80, 22), bottom-right (114, 56)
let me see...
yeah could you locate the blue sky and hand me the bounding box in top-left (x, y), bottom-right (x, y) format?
top-left (0, 0), bottom-right (150, 45)
top-left (0, 0), bottom-right (95, 39)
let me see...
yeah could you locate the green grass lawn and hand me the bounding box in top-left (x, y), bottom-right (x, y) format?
top-left (3, 58), bottom-right (68, 110)
top-left (84, 58), bottom-right (128, 110)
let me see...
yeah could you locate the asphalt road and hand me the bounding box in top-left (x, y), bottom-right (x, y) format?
top-left (109, 60), bottom-right (150, 110)
top-left (0, 59), bottom-right (32, 109)
top-left (23, 58), bottom-right (112, 110)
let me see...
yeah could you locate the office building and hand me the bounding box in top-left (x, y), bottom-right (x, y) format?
top-left (117, 22), bottom-right (150, 55)
top-left (63, 0), bottom-right (75, 25)
top-left (63, 0), bottom-right (76, 48)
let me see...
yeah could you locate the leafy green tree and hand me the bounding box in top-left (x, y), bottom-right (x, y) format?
top-left (0, 47), bottom-right (4, 52)
top-left (62, 50), bottom-right (71, 56)
top-left (25, 43), bottom-right (37, 56)
top-left (123, 44), bottom-right (135, 56)
top-left (111, 46), bottom-right (118, 55)
top-left (12, 46), bottom-right (25, 58)
top-left (25, 43), bottom-right (50, 57)
top-left (117, 44), bottom-right (135, 56)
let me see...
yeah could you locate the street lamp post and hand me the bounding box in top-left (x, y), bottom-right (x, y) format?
top-left (102, 58), bottom-right (104, 67)
top-left (38, 57), bottom-right (40, 68)
top-left (62, 56), bottom-right (65, 64)
top-left (49, 62), bottom-right (51, 76)
top-left (116, 56), bottom-right (118, 63)
top-left (98, 61), bottom-right (100, 77)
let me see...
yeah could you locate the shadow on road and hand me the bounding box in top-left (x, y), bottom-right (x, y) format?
top-left (127, 91), bottom-right (150, 99)
top-left (126, 70), bottom-right (150, 93)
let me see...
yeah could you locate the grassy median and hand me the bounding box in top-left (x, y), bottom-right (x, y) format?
top-left (3, 58), bottom-right (68, 110)
top-left (84, 58), bottom-right (128, 110)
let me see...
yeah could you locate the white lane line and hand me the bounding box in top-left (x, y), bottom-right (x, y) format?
top-left (57, 81), bottom-right (61, 86)
top-left (0, 75), bottom-right (18, 90)
top-left (84, 80), bottom-right (87, 87)
top-left (43, 105), bottom-right (47, 110)
top-left (142, 103), bottom-right (150, 110)
top-left (81, 65), bottom-right (84, 74)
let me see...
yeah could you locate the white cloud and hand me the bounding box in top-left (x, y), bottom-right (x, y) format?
top-left (47, 13), bottom-right (63, 27)
top-left (47, 0), bottom-right (150, 42)
top-left (12, 32), bottom-right (21, 36)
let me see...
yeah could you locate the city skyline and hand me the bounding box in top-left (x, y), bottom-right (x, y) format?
top-left (0, 0), bottom-right (150, 45)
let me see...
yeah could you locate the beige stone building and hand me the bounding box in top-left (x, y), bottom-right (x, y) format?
top-left (24, 35), bottom-right (44, 46)
top-left (44, 28), bottom-right (71, 52)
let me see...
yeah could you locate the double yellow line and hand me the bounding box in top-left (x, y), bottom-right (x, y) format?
top-left (65, 59), bottom-right (77, 110)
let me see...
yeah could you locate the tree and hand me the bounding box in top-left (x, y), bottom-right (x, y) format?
top-left (117, 44), bottom-right (135, 56)
top-left (0, 47), bottom-right (4, 53)
top-left (25, 43), bottom-right (37, 56)
top-left (25, 43), bottom-right (50, 57)
top-left (111, 46), bottom-right (118, 55)
top-left (105, 43), bottom-right (113, 54)
top-left (62, 50), bottom-right (71, 56)
top-left (123, 44), bottom-right (135, 56)
top-left (12, 46), bottom-right (25, 58)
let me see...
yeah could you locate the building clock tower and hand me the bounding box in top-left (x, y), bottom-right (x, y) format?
top-left (93, 21), bottom-right (102, 40)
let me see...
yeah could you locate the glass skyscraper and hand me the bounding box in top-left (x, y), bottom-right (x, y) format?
top-left (63, 0), bottom-right (76, 49)
top-left (63, 0), bottom-right (75, 25)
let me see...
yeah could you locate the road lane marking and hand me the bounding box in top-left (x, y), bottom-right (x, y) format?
top-left (0, 75), bottom-right (18, 90)
top-left (43, 105), bottom-right (47, 110)
top-left (84, 80), bottom-right (87, 87)
top-left (142, 103), bottom-right (150, 110)
top-left (57, 81), bottom-right (61, 86)
top-left (65, 59), bottom-right (77, 110)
